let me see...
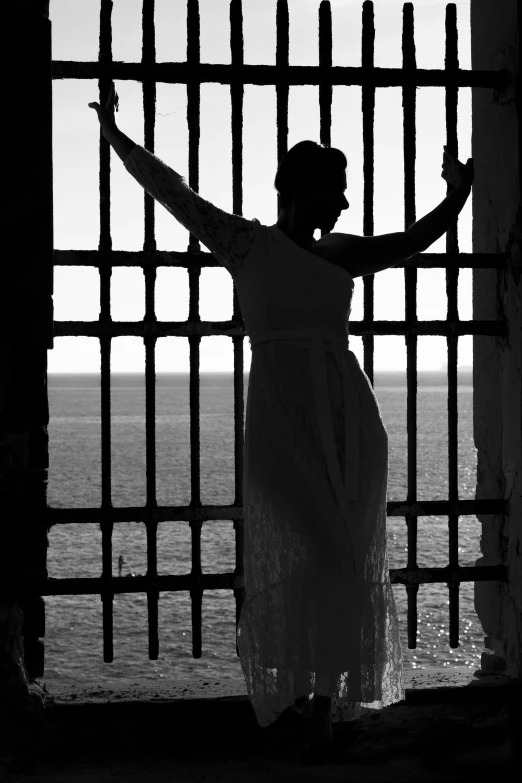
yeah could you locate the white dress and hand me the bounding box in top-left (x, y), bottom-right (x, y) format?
top-left (124, 144), bottom-right (405, 727)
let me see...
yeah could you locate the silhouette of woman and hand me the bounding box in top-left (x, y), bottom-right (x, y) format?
top-left (89, 83), bottom-right (473, 763)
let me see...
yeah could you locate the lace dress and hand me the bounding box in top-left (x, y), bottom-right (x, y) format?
top-left (123, 144), bottom-right (405, 727)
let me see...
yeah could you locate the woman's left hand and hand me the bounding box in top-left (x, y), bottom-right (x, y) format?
top-left (441, 146), bottom-right (474, 188)
top-left (88, 81), bottom-right (119, 134)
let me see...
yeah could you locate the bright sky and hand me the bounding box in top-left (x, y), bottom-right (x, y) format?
top-left (49, 0), bottom-right (472, 372)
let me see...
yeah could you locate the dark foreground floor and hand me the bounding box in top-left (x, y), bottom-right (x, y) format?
top-left (0, 670), bottom-right (519, 782)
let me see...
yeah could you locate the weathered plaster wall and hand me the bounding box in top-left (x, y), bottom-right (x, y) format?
top-left (472, 0), bottom-right (522, 679)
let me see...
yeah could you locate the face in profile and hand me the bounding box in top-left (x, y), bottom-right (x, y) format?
top-left (297, 167), bottom-right (350, 234)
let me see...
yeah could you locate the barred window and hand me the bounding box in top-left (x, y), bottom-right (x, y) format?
top-left (44, 0), bottom-right (507, 685)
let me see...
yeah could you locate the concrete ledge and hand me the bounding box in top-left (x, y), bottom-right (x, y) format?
top-left (39, 666), bottom-right (516, 708)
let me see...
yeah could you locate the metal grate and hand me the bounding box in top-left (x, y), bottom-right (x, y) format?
top-left (12, 0), bottom-right (510, 664)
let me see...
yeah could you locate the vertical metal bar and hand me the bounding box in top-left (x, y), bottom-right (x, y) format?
top-left (445, 2), bottom-right (461, 649)
top-left (230, 0), bottom-right (244, 325)
top-left (276, 0), bottom-right (290, 217)
top-left (361, 1), bottom-right (375, 387)
top-left (99, 0), bottom-right (114, 664)
top-left (318, 0), bottom-right (332, 151)
top-left (230, 0), bottom-right (246, 657)
top-left (143, 0), bottom-right (159, 661)
top-left (187, 0), bottom-right (203, 659)
top-left (145, 514), bottom-right (159, 659)
top-left (190, 519), bottom-right (203, 659)
top-left (402, 2), bottom-right (419, 649)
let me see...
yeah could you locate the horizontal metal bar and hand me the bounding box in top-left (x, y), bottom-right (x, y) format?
top-left (34, 497), bottom-right (508, 528)
top-left (43, 504), bottom-right (244, 525)
top-left (52, 319), bottom-right (507, 339)
top-left (349, 321), bottom-right (507, 337)
top-left (389, 564), bottom-right (507, 585)
top-left (0, 563), bottom-right (508, 600)
top-left (52, 250), bottom-right (508, 270)
top-left (51, 61), bottom-right (507, 90)
top-left (387, 498), bottom-right (508, 516)
top-left (53, 320), bottom-right (245, 338)
top-left (0, 572), bottom-right (237, 598)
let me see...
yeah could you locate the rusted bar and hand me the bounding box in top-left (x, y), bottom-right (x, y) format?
top-left (0, 563), bottom-right (507, 599)
top-left (318, 0), bottom-right (332, 150)
top-left (402, 1), bottom-right (419, 649)
top-left (445, 2), bottom-right (461, 648)
top-left (52, 60), bottom-right (507, 91)
top-left (99, 0), bottom-right (114, 664)
top-left (275, 0), bottom-right (290, 218)
top-left (362, 0), bottom-right (375, 386)
top-left (53, 248), bottom-right (509, 269)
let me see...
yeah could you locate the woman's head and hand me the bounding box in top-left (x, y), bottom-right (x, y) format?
top-left (274, 140), bottom-right (349, 231)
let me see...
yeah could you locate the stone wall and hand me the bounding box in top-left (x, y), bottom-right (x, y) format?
top-left (0, 0), bottom-right (53, 731)
top-left (471, 0), bottom-right (522, 679)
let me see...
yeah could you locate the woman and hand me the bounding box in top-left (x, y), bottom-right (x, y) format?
top-left (89, 84), bottom-right (473, 763)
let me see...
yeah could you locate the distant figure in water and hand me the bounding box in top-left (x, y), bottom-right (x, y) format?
top-left (118, 554), bottom-right (136, 578)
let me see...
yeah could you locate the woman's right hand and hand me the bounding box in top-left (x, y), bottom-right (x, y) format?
top-left (88, 82), bottom-right (119, 134)
top-left (441, 146), bottom-right (474, 189)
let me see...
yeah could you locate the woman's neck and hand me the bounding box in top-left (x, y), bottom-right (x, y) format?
top-left (275, 210), bottom-right (316, 250)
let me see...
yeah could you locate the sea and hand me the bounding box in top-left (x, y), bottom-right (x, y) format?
top-left (44, 369), bottom-right (484, 688)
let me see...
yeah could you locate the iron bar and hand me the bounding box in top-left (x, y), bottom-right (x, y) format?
top-left (402, 1), bottom-right (419, 649)
top-left (53, 249), bottom-right (508, 269)
top-left (362, 0), bottom-right (375, 386)
top-left (0, 564), bottom-right (507, 600)
top-left (230, 0), bottom-right (246, 658)
top-left (445, 2), bottom-right (461, 649)
top-left (318, 0), bottom-right (333, 148)
top-left (53, 319), bottom-right (508, 339)
top-left (39, 497), bottom-right (508, 526)
top-left (143, 0), bottom-right (159, 662)
top-left (275, 0), bottom-right (289, 217)
top-left (230, 0), bottom-right (244, 328)
top-left (187, 0), bottom-right (203, 661)
top-left (51, 61), bottom-right (507, 90)
top-left (99, 0), bottom-right (115, 665)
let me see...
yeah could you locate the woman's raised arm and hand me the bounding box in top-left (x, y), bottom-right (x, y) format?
top-left (88, 83), bottom-right (136, 163)
top-left (88, 83), bottom-right (257, 278)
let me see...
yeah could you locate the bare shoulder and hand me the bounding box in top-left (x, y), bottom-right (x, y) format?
top-left (314, 231), bottom-right (417, 278)
top-left (312, 233), bottom-right (364, 276)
